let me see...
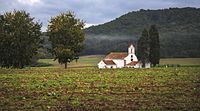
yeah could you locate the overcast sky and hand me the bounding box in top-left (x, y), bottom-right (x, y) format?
top-left (0, 0), bottom-right (200, 31)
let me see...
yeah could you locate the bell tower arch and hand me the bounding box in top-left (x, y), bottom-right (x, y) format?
top-left (128, 44), bottom-right (135, 54)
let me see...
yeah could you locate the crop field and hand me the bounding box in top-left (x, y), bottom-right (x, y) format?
top-left (0, 56), bottom-right (200, 110)
top-left (0, 67), bottom-right (200, 110)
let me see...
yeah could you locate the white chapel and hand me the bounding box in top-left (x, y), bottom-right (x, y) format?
top-left (98, 44), bottom-right (150, 68)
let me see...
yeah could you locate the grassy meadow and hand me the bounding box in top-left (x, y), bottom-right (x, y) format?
top-left (0, 56), bottom-right (200, 110)
top-left (37, 55), bottom-right (200, 68)
top-left (37, 55), bottom-right (104, 68)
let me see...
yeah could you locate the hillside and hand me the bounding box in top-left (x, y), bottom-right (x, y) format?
top-left (82, 7), bottom-right (200, 57)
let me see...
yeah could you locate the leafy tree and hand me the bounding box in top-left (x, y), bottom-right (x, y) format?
top-left (47, 11), bottom-right (85, 68)
top-left (149, 25), bottom-right (160, 66)
top-left (137, 28), bottom-right (150, 67)
top-left (0, 10), bottom-right (42, 68)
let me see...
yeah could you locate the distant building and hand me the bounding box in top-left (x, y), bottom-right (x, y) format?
top-left (98, 44), bottom-right (150, 68)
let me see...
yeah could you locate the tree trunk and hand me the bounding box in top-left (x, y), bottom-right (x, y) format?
top-left (142, 63), bottom-right (145, 68)
top-left (141, 59), bottom-right (145, 68)
top-left (153, 64), bottom-right (156, 67)
top-left (18, 62), bottom-right (23, 69)
top-left (64, 63), bottom-right (67, 69)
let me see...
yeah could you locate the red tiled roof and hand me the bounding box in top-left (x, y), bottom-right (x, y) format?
top-left (103, 60), bottom-right (116, 65)
top-left (126, 61), bottom-right (138, 65)
top-left (105, 52), bottom-right (128, 59)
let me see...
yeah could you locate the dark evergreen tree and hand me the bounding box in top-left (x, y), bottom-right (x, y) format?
top-left (137, 28), bottom-right (150, 67)
top-left (149, 25), bottom-right (160, 66)
top-left (0, 10), bottom-right (42, 68)
top-left (47, 11), bottom-right (85, 68)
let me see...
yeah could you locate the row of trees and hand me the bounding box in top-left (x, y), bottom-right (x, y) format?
top-left (0, 10), bottom-right (85, 68)
top-left (137, 25), bottom-right (160, 67)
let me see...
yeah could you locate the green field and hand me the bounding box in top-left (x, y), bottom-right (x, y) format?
top-left (160, 58), bottom-right (200, 66)
top-left (37, 55), bottom-right (104, 68)
top-left (37, 56), bottom-right (200, 68)
top-left (0, 56), bottom-right (200, 110)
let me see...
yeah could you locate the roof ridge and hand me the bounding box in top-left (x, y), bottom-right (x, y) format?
top-left (126, 61), bottom-right (138, 65)
top-left (105, 52), bottom-right (128, 59)
top-left (103, 60), bottom-right (116, 65)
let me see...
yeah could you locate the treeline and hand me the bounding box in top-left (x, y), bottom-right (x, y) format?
top-left (83, 7), bottom-right (200, 58)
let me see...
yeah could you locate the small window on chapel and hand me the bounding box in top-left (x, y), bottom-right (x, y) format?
top-left (131, 59), bottom-right (133, 61)
top-left (131, 55), bottom-right (133, 57)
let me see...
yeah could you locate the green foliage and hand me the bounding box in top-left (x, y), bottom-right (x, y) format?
top-left (54, 46), bottom-right (75, 64)
top-left (83, 7), bottom-right (200, 57)
top-left (47, 11), bottom-right (85, 68)
top-left (137, 28), bottom-right (150, 67)
top-left (149, 25), bottom-right (160, 66)
top-left (0, 10), bottom-right (42, 68)
top-left (137, 25), bottom-right (160, 67)
top-left (37, 32), bottom-right (53, 59)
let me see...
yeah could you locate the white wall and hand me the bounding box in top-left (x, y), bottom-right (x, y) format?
top-left (136, 62), bottom-right (151, 68)
top-left (113, 59), bottom-right (124, 68)
top-left (98, 60), bottom-right (118, 69)
top-left (134, 63), bottom-right (141, 68)
top-left (124, 54), bottom-right (138, 64)
top-left (145, 63), bottom-right (151, 68)
top-left (98, 60), bottom-right (106, 68)
top-left (106, 65), bottom-right (117, 68)
top-left (128, 45), bottom-right (135, 54)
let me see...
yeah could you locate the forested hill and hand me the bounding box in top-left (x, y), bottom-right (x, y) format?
top-left (85, 7), bottom-right (200, 36)
top-left (82, 7), bottom-right (200, 57)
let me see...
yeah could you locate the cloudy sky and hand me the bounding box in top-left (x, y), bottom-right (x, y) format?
top-left (0, 0), bottom-right (200, 31)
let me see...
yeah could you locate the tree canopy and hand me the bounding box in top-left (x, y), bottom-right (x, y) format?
top-left (137, 28), bottom-right (150, 67)
top-left (149, 25), bottom-right (160, 66)
top-left (47, 11), bottom-right (85, 68)
top-left (0, 10), bottom-right (42, 68)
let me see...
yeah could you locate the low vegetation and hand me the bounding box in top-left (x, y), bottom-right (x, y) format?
top-left (0, 56), bottom-right (200, 110)
top-left (0, 67), bottom-right (199, 110)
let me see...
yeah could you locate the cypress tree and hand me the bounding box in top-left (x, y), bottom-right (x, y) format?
top-left (149, 25), bottom-right (160, 66)
top-left (137, 28), bottom-right (150, 67)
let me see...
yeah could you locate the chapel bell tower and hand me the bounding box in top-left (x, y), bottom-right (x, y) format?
top-left (128, 44), bottom-right (135, 54)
